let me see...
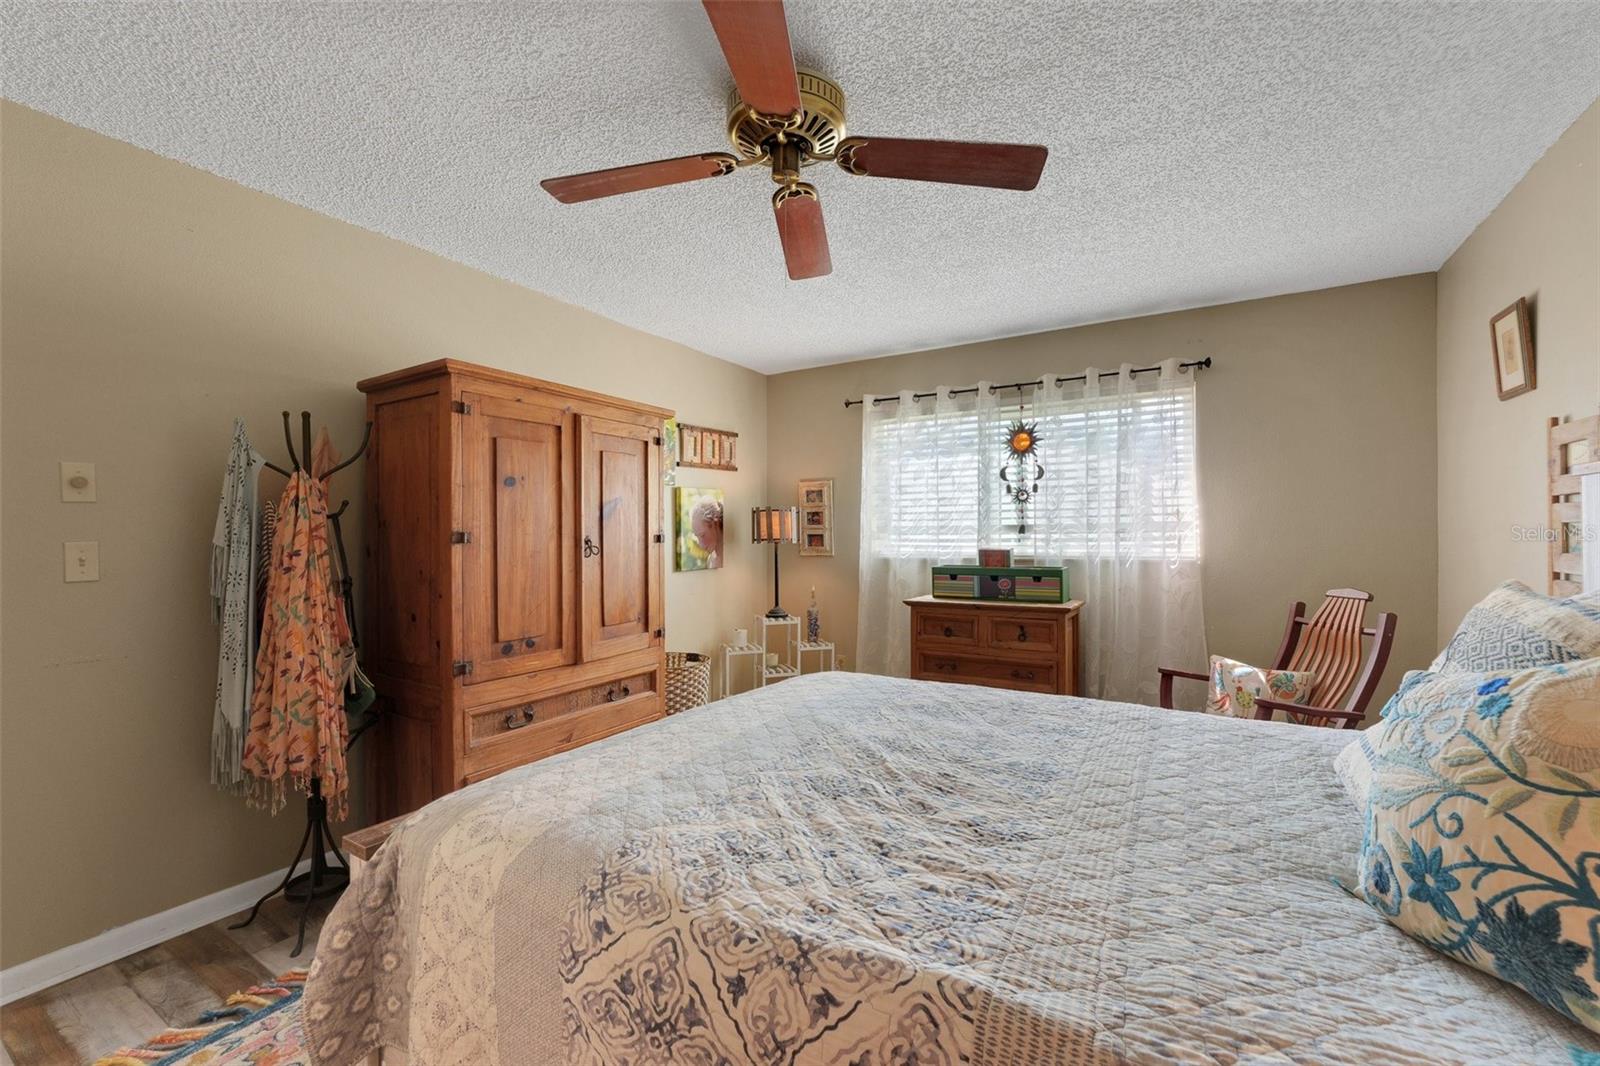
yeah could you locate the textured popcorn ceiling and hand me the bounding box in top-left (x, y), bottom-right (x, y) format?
top-left (3, 2), bottom-right (1598, 372)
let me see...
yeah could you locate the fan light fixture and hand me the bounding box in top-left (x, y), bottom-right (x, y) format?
top-left (539, 1), bottom-right (1049, 281)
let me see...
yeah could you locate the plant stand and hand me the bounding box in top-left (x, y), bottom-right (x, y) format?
top-left (721, 614), bottom-right (806, 696)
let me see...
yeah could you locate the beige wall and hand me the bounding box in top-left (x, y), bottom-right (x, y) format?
top-left (766, 276), bottom-right (1439, 704)
top-left (0, 102), bottom-right (767, 968)
top-left (1437, 101), bottom-right (1600, 642)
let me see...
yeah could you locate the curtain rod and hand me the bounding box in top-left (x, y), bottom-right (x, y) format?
top-left (841, 357), bottom-right (1213, 409)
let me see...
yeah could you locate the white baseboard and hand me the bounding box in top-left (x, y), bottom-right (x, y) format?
top-left (0, 850), bottom-right (343, 1005)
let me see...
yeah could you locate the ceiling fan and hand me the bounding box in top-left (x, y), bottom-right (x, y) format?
top-left (539, 0), bottom-right (1049, 281)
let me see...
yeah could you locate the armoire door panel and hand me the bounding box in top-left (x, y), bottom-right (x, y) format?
top-left (600, 446), bottom-right (646, 631)
top-left (494, 436), bottom-right (560, 642)
top-left (369, 394), bottom-right (439, 681)
top-left (462, 393), bottom-right (574, 683)
top-left (580, 416), bottom-right (662, 661)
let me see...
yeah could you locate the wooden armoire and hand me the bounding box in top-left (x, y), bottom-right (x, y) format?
top-left (358, 360), bottom-right (667, 821)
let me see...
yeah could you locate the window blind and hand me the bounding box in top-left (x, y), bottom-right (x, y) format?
top-left (864, 384), bottom-right (1199, 559)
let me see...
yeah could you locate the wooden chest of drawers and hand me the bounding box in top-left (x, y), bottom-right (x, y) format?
top-left (905, 595), bottom-right (1083, 696)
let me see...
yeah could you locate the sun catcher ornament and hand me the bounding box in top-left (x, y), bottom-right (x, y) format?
top-left (1000, 419), bottom-right (1045, 533)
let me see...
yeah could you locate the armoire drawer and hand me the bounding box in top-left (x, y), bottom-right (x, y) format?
top-left (467, 671), bottom-right (656, 749)
top-left (462, 690), bottom-right (660, 785)
top-left (914, 652), bottom-right (1057, 694)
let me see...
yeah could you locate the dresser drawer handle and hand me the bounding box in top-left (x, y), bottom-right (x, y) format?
top-left (942, 626), bottom-right (954, 638)
top-left (933, 660), bottom-right (957, 672)
top-left (606, 684), bottom-right (632, 702)
top-left (503, 705), bottom-right (536, 730)
top-left (1010, 668), bottom-right (1036, 681)
top-left (1016, 627), bottom-right (1027, 642)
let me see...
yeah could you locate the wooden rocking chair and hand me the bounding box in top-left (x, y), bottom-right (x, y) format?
top-left (1157, 588), bottom-right (1398, 728)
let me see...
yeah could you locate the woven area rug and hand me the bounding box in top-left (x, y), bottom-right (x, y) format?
top-left (93, 971), bottom-right (308, 1065)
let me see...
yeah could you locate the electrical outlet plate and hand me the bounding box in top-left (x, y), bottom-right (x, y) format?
top-left (64, 540), bottom-right (99, 582)
top-left (60, 461), bottom-right (96, 502)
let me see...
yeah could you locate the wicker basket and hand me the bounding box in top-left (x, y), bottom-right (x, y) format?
top-left (664, 652), bottom-right (711, 714)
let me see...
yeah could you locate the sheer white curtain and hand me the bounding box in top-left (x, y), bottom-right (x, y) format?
top-left (857, 383), bottom-right (999, 678)
top-left (856, 360), bottom-right (1206, 706)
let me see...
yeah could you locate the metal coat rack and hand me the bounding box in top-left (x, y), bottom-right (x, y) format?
top-left (230, 410), bottom-right (372, 957)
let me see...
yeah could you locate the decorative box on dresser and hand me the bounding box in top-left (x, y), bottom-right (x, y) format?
top-left (905, 595), bottom-right (1084, 695)
top-left (360, 359), bottom-right (667, 822)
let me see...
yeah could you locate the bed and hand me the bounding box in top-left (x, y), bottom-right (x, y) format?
top-left (303, 672), bottom-right (1597, 1064)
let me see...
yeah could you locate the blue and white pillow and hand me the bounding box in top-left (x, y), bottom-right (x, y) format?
top-left (1356, 658), bottom-right (1600, 1031)
top-left (1431, 581), bottom-right (1600, 674)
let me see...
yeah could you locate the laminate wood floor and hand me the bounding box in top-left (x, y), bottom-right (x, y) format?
top-left (1, 892), bottom-right (336, 1066)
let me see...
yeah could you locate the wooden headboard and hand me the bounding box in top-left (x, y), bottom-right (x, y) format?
top-left (1549, 412), bottom-right (1600, 595)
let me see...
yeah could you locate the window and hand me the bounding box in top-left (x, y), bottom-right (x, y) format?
top-left (861, 374), bottom-right (1200, 561)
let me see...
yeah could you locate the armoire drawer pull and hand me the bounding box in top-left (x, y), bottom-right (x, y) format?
top-left (502, 636), bottom-right (537, 655)
top-left (606, 684), bottom-right (632, 702)
top-left (1010, 668), bottom-right (1036, 681)
top-left (943, 626), bottom-right (954, 637)
top-left (1016, 627), bottom-right (1028, 642)
top-left (503, 706), bottom-right (536, 730)
top-left (523, 637), bottom-right (537, 649)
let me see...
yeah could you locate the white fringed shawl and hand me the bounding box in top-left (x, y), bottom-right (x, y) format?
top-left (210, 418), bottom-right (263, 793)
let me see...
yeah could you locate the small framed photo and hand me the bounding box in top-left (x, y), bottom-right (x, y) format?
top-left (797, 478), bottom-right (834, 557)
top-left (1490, 297), bottom-right (1536, 401)
top-left (978, 547), bottom-right (1013, 567)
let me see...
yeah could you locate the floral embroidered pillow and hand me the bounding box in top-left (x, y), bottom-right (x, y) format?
top-left (1333, 718), bottom-right (1391, 810)
top-left (1206, 655), bottom-right (1316, 718)
top-left (1357, 658), bottom-right (1600, 1031)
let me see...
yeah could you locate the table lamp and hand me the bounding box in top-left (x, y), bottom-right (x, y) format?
top-left (752, 506), bottom-right (800, 618)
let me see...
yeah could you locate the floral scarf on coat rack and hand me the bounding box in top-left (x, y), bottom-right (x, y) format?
top-left (244, 429), bottom-right (354, 819)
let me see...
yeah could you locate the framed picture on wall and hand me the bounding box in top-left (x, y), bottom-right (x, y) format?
top-left (1490, 297), bottom-right (1536, 401)
top-left (674, 486), bottom-right (725, 571)
top-left (798, 478), bottom-right (834, 557)
top-left (678, 423), bottom-right (739, 471)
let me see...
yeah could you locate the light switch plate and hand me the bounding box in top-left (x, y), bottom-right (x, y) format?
top-left (64, 541), bottom-right (99, 582)
top-left (60, 461), bottom-right (96, 502)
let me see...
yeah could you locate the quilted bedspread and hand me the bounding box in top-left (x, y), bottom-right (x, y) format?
top-left (303, 672), bottom-right (1597, 1064)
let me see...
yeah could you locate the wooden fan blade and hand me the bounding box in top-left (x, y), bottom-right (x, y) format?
top-left (541, 153), bottom-right (739, 204)
top-left (836, 138), bottom-right (1048, 190)
top-left (773, 189), bottom-right (830, 280)
top-left (702, 0), bottom-right (801, 118)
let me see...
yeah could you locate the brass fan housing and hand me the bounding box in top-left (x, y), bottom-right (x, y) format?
top-left (726, 68), bottom-right (847, 162)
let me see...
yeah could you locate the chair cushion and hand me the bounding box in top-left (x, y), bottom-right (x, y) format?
top-left (1206, 655), bottom-right (1316, 718)
top-left (1355, 657), bottom-right (1600, 1031)
top-left (1431, 581), bottom-right (1600, 674)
